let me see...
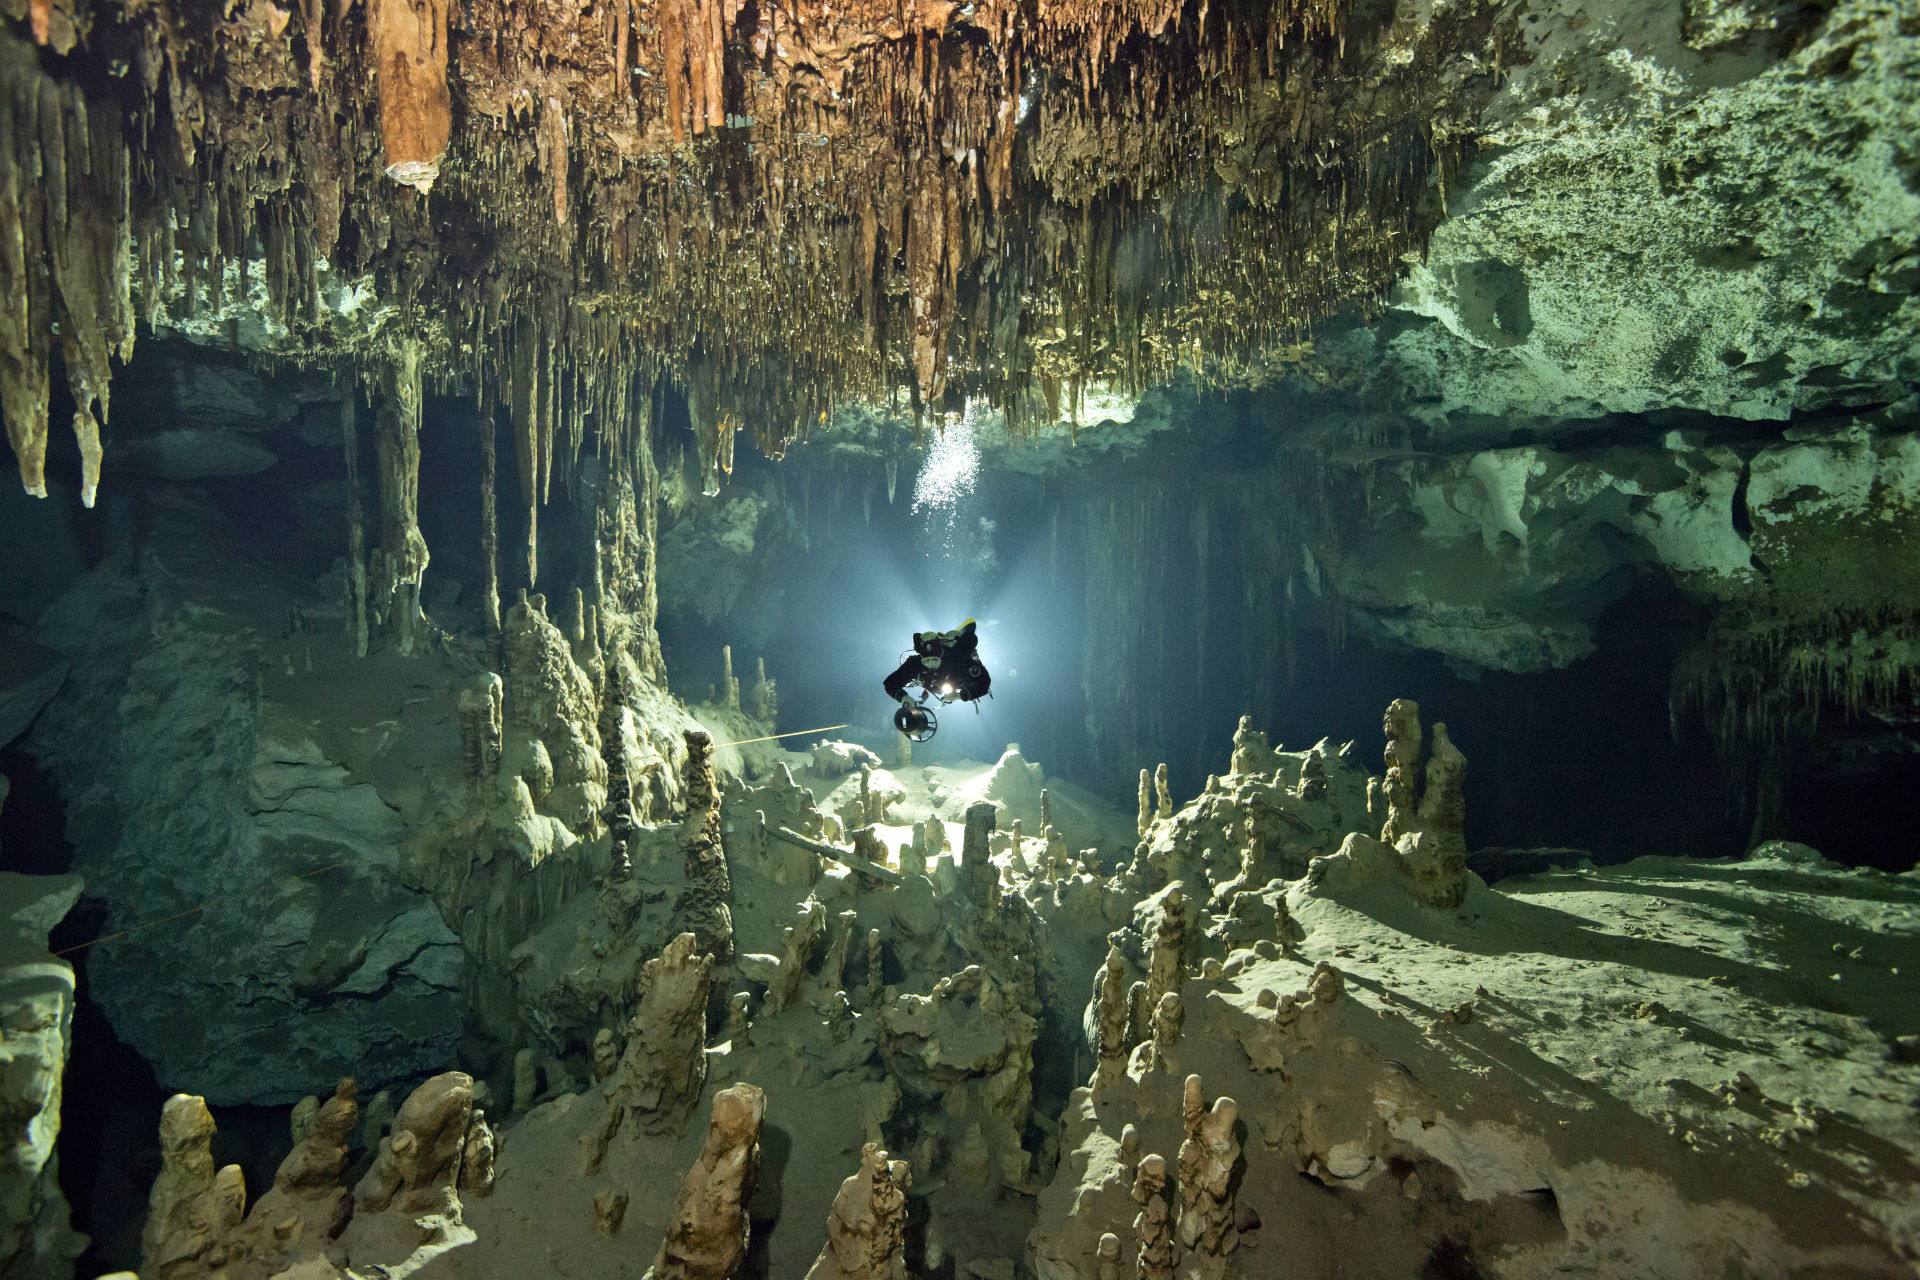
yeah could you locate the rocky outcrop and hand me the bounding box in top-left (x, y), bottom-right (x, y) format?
top-left (28, 556), bottom-right (464, 1105)
top-left (0, 637), bottom-right (64, 751)
top-left (1370, 0), bottom-right (1919, 432)
top-left (0, 872), bottom-right (85, 1280)
top-left (1311, 426), bottom-right (1920, 675)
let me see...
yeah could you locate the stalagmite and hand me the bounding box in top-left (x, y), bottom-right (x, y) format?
top-left (646, 1083), bottom-right (765, 1280)
top-left (458, 673), bottom-right (505, 795)
top-left (226, 1078), bottom-right (359, 1269)
top-left (369, 0), bottom-right (451, 190)
top-left (728, 992), bottom-right (751, 1048)
top-left (751, 658), bottom-right (778, 723)
top-left (1144, 890), bottom-right (1186, 1014)
top-left (822, 908), bottom-right (860, 995)
top-left (1131, 1154), bottom-right (1173, 1280)
top-left (141, 1096), bottom-right (245, 1280)
top-left (1295, 746), bottom-right (1327, 801)
top-left (675, 730), bottom-right (734, 960)
top-left (803, 1143), bottom-right (912, 1280)
top-left (961, 801), bottom-right (998, 908)
top-left (865, 930), bottom-right (885, 1009)
top-left (1174, 1078), bottom-right (1241, 1270)
top-left (1098, 1232), bottom-right (1121, 1280)
top-left (1093, 944), bottom-right (1132, 1085)
top-left (1149, 991), bottom-right (1182, 1071)
top-left (290, 1095), bottom-right (320, 1147)
top-left (595, 1188), bottom-right (630, 1237)
top-left (722, 645), bottom-right (741, 711)
top-left (459, 1109), bottom-right (496, 1195)
top-left (612, 932), bottom-right (713, 1137)
top-left (593, 1028), bottom-right (620, 1081)
top-left (352, 1071), bottom-right (473, 1215)
top-left (1380, 699), bottom-right (1423, 846)
top-left (1402, 721), bottom-right (1469, 908)
top-left (1138, 770), bottom-right (1152, 836)
top-left (767, 900), bottom-right (826, 1014)
top-left (1154, 764), bottom-right (1173, 822)
top-left (1229, 716), bottom-right (1271, 777)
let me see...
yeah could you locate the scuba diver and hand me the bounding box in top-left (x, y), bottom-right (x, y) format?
top-left (884, 619), bottom-right (991, 741)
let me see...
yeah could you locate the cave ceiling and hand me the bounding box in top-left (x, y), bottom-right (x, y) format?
top-left (0, 0), bottom-right (1513, 507)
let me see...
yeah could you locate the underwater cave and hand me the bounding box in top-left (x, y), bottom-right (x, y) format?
top-left (1, 0), bottom-right (1918, 1276)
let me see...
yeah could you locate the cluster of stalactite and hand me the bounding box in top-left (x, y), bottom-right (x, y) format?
top-left (0, 33), bottom-right (133, 506)
top-left (1669, 607), bottom-right (1920, 841)
top-left (0, 0), bottom-right (1499, 506)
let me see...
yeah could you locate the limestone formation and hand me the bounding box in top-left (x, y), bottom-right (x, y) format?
top-left (352, 1071), bottom-right (473, 1216)
top-left (1137, 770), bottom-right (1152, 837)
top-left (1376, 701), bottom-right (1470, 908)
top-left (1379, 699), bottom-right (1424, 846)
top-left (1143, 890), bottom-right (1188, 1017)
top-left (610, 933), bottom-right (713, 1139)
top-left (750, 657), bottom-right (778, 724)
top-left (813, 740), bottom-right (883, 778)
top-left (371, 388), bottom-right (431, 654)
top-left (720, 645), bottom-right (741, 712)
top-left (1093, 945), bottom-right (1133, 1082)
top-left (458, 672), bottom-right (504, 795)
top-left (459, 1109), bottom-right (496, 1196)
top-left (675, 729), bottom-right (735, 960)
top-left (0, 872), bottom-right (84, 1280)
top-left (290, 1094), bottom-right (320, 1146)
top-left (646, 1083), bottom-right (765, 1280)
top-left (767, 899), bottom-right (827, 1015)
top-left (359, 1091), bottom-right (395, 1154)
top-left (594, 1188), bottom-right (630, 1237)
top-left (960, 801), bottom-right (999, 908)
top-left (141, 1096), bottom-right (246, 1280)
top-left (865, 929), bottom-right (885, 1010)
top-left (224, 1078), bottom-right (359, 1273)
top-left (1228, 716), bottom-right (1273, 777)
top-left (369, 0), bottom-right (451, 189)
top-left (1149, 992), bottom-right (1183, 1072)
top-left (804, 1143), bottom-right (911, 1280)
top-left (1294, 746), bottom-right (1327, 802)
top-left (1405, 722), bottom-right (1468, 906)
top-left (728, 991), bottom-right (752, 1048)
top-left (1174, 1078), bottom-right (1241, 1271)
top-left (593, 1027), bottom-right (620, 1081)
top-left (1131, 1154), bottom-right (1172, 1280)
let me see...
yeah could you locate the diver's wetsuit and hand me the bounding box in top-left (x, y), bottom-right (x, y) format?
top-left (884, 621), bottom-right (992, 705)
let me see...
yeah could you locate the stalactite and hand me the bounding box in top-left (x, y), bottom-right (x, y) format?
top-left (481, 410), bottom-right (501, 635)
top-left (343, 394), bottom-right (369, 658)
top-left (370, 0), bottom-right (452, 190)
top-left (1, 35), bottom-right (133, 506)
top-left (374, 348), bottom-right (431, 654)
top-left (0, 0), bottom-right (1466, 506)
